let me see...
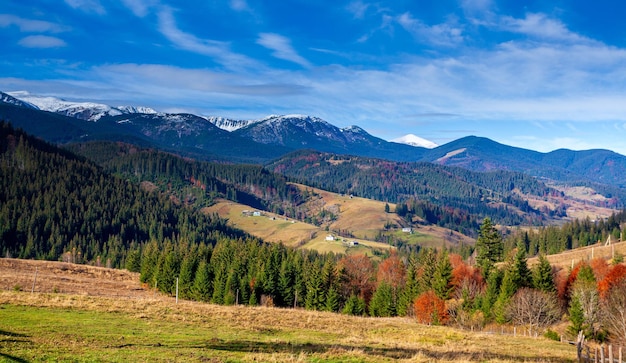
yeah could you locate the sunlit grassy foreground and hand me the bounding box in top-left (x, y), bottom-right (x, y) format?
top-left (0, 291), bottom-right (575, 362)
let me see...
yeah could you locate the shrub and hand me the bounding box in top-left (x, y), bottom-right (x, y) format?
top-left (544, 329), bottom-right (560, 341)
top-left (413, 290), bottom-right (448, 325)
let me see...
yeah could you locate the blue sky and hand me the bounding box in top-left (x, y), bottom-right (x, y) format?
top-left (2, 1), bottom-right (626, 155)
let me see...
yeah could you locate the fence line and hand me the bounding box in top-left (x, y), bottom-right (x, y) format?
top-left (576, 332), bottom-right (624, 363)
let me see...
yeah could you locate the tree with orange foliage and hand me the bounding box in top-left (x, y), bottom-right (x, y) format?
top-left (413, 290), bottom-right (448, 325)
top-left (451, 256), bottom-right (484, 303)
top-left (338, 254), bottom-right (375, 303)
top-left (376, 252), bottom-right (406, 289)
top-left (590, 258), bottom-right (609, 282)
top-left (598, 264), bottom-right (626, 299)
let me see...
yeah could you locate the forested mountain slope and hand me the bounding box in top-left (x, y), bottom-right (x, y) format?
top-left (0, 122), bottom-right (252, 266)
top-left (267, 150), bottom-right (559, 231)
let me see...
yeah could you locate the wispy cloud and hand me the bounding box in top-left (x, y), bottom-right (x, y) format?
top-left (64, 0), bottom-right (106, 15)
top-left (93, 64), bottom-right (309, 97)
top-left (499, 13), bottom-right (591, 43)
top-left (18, 35), bottom-right (67, 48)
top-left (229, 0), bottom-right (251, 12)
top-left (256, 33), bottom-right (311, 68)
top-left (120, 0), bottom-right (158, 17)
top-left (157, 7), bottom-right (256, 70)
top-left (346, 1), bottom-right (370, 19)
top-left (0, 14), bottom-right (69, 33)
top-left (397, 12), bottom-right (464, 47)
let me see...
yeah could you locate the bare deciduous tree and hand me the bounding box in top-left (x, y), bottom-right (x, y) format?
top-left (507, 288), bottom-right (560, 336)
top-left (601, 281), bottom-right (626, 345)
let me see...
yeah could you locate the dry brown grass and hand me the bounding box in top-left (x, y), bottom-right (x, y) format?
top-left (0, 258), bottom-right (577, 362)
top-left (528, 240), bottom-right (626, 269)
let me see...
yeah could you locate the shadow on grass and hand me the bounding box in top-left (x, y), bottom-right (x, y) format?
top-left (0, 352), bottom-right (29, 363)
top-left (113, 338), bottom-right (574, 362)
top-left (0, 330), bottom-right (29, 338)
top-left (0, 329), bottom-right (31, 362)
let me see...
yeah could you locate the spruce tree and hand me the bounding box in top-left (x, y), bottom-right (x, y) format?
top-left (512, 241), bottom-right (532, 289)
top-left (476, 218), bottom-right (503, 278)
top-left (532, 254), bottom-right (555, 293)
top-left (342, 294), bottom-right (366, 316)
top-left (567, 295), bottom-right (586, 337)
top-left (369, 281), bottom-right (395, 317)
top-left (192, 261), bottom-right (212, 302)
top-left (397, 256), bottom-right (419, 316)
top-left (432, 250), bottom-right (453, 300)
top-left (178, 252), bottom-right (198, 299)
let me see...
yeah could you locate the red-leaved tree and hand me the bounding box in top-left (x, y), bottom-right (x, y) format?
top-left (338, 254), bottom-right (375, 303)
top-left (413, 290), bottom-right (448, 325)
top-left (598, 264), bottom-right (626, 299)
top-left (376, 252), bottom-right (406, 289)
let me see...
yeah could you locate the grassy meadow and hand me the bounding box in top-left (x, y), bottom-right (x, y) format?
top-left (0, 291), bottom-right (577, 362)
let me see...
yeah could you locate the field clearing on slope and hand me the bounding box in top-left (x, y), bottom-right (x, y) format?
top-left (203, 200), bottom-right (393, 256)
top-left (0, 259), bottom-right (576, 363)
top-left (528, 240), bottom-right (626, 269)
top-left (292, 184), bottom-right (475, 249)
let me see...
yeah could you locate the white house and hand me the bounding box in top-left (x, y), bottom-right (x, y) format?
top-left (325, 235), bottom-right (335, 241)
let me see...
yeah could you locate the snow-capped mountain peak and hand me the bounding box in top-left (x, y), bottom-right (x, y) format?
top-left (391, 134), bottom-right (438, 149)
top-left (117, 105), bottom-right (158, 115)
top-left (204, 116), bottom-right (259, 131)
top-left (6, 91), bottom-right (158, 122)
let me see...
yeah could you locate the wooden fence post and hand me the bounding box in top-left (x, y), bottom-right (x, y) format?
top-left (609, 345), bottom-right (613, 363)
top-left (576, 331), bottom-right (585, 363)
top-left (600, 345), bottom-right (604, 363)
top-left (31, 267), bottom-right (38, 293)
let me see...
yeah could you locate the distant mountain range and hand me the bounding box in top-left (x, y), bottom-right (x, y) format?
top-left (2, 90), bottom-right (626, 194)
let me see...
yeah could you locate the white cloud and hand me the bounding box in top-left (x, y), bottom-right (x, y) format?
top-left (229, 0), bottom-right (251, 12)
top-left (120, 0), bottom-right (157, 17)
top-left (18, 35), bottom-right (67, 48)
top-left (499, 13), bottom-right (591, 43)
top-left (346, 1), bottom-right (370, 19)
top-left (0, 14), bottom-right (69, 33)
top-left (64, 0), bottom-right (106, 15)
top-left (397, 12), bottom-right (464, 47)
top-left (256, 33), bottom-right (311, 68)
top-left (157, 7), bottom-right (256, 70)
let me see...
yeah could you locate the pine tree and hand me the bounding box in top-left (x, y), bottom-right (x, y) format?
top-left (432, 250), bottom-right (453, 300)
top-left (397, 256), bottom-right (419, 316)
top-left (192, 260), bottom-right (212, 302)
top-left (481, 268), bottom-right (502, 320)
top-left (532, 254), bottom-right (555, 293)
top-left (567, 295), bottom-right (586, 337)
top-left (342, 294), bottom-right (366, 316)
top-left (512, 241), bottom-right (532, 289)
top-left (125, 248), bottom-right (141, 272)
top-left (325, 286), bottom-right (340, 312)
top-left (476, 218), bottom-right (503, 278)
top-left (178, 252), bottom-right (198, 299)
top-left (369, 281), bottom-right (395, 317)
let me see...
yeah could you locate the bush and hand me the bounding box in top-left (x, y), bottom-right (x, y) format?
top-left (543, 329), bottom-right (560, 341)
top-left (413, 290), bottom-right (448, 325)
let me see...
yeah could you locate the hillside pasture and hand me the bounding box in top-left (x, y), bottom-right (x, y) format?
top-left (528, 240), bottom-right (626, 269)
top-left (0, 259), bottom-right (577, 362)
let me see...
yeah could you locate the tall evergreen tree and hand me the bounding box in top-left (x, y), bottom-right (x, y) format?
top-left (369, 281), bottom-right (395, 317)
top-left (532, 254), bottom-right (555, 293)
top-left (192, 260), bottom-right (212, 302)
top-left (475, 218), bottom-right (503, 278)
top-left (432, 250), bottom-right (453, 300)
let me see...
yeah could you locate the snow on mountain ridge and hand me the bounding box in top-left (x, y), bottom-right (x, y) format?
top-left (391, 134), bottom-right (438, 149)
top-left (7, 91), bottom-right (158, 121)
